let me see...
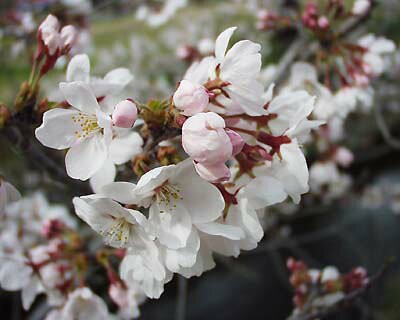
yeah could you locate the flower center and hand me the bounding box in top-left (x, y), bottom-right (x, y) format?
top-left (100, 217), bottom-right (131, 248)
top-left (155, 182), bottom-right (183, 213)
top-left (72, 112), bottom-right (100, 139)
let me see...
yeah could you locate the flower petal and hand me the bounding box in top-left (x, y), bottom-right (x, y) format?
top-left (215, 26), bottom-right (237, 62)
top-left (89, 158), bottom-right (116, 193)
top-left (196, 222), bottom-right (244, 240)
top-left (174, 161), bottom-right (224, 223)
top-left (149, 202), bottom-right (192, 249)
top-left (240, 176), bottom-right (287, 209)
top-left (109, 131), bottom-right (143, 165)
top-left (59, 81), bottom-right (100, 114)
top-left (100, 182), bottom-right (137, 204)
top-left (66, 54), bottom-right (90, 83)
top-left (35, 108), bottom-right (81, 149)
top-left (65, 134), bottom-right (108, 180)
top-left (22, 276), bottom-right (42, 310)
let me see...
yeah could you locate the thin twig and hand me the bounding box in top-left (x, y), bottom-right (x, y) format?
top-left (268, 36), bottom-right (308, 88)
top-left (288, 258), bottom-right (395, 320)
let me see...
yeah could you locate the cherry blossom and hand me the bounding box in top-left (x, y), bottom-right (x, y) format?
top-left (36, 82), bottom-right (113, 180)
top-left (73, 195), bottom-right (150, 249)
top-left (102, 160), bottom-right (225, 250)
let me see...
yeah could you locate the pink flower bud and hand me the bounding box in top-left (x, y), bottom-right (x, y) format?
top-left (194, 161), bottom-right (230, 183)
top-left (112, 100), bottom-right (138, 128)
top-left (173, 80), bottom-right (209, 116)
top-left (352, 0), bottom-right (370, 15)
top-left (176, 45), bottom-right (196, 60)
top-left (39, 14), bottom-right (60, 32)
top-left (39, 14), bottom-right (61, 56)
top-left (60, 25), bottom-right (77, 50)
top-left (334, 147), bottom-right (354, 167)
top-left (182, 112), bottom-right (232, 164)
top-left (225, 129), bottom-right (244, 156)
top-left (318, 16), bottom-right (329, 29)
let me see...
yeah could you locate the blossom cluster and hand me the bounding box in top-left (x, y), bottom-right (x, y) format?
top-left (31, 22), bottom-right (326, 301)
top-left (287, 258), bottom-right (369, 317)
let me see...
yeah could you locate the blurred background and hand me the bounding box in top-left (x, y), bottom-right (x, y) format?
top-left (1, 0), bottom-right (400, 319)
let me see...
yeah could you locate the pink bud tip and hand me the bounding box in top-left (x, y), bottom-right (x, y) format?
top-left (318, 16), bottom-right (329, 29)
top-left (225, 129), bottom-right (245, 156)
top-left (112, 100), bottom-right (138, 128)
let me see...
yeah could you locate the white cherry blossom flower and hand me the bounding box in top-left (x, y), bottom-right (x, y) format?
top-left (65, 54), bottom-right (133, 103)
top-left (0, 255), bottom-right (44, 310)
top-left (73, 195), bottom-right (149, 249)
top-left (102, 159), bottom-right (225, 250)
top-left (212, 27), bottom-right (265, 116)
top-left (179, 27), bottom-right (265, 116)
top-left (309, 161), bottom-right (351, 200)
top-left (264, 139), bottom-right (310, 204)
top-left (267, 88), bottom-right (323, 141)
top-left (358, 34), bottom-right (396, 76)
top-left (35, 81), bottom-right (113, 180)
top-left (60, 287), bottom-right (109, 320)
top-left (109, 282), bottom-right (146, 319)
top-left (206, 176), bottom-right (287, 256)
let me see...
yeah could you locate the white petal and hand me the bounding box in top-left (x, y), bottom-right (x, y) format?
top-left (164, 229), bottom-right (200, 272)
top-left (35, 108), bottom-right (81, 149)
top-left (59, 81), bottom-right (100, 114)
top-left (149, 202), bottom-right (192, 249)
top-left (196, 222), bottom-right (244, 240)
top-left (215, 26), bottom-right (237, 62)
top-left (92, 68), bottom-right (133, 97)
top-left (66, 54), bottom-right (90, 82)
top-left (22, 276), bottom-right (42, 310)
top-left (268, 91), bottom-right (315, 136)
top-left (241, 176), bottom-right (287, 209)
top-left (0, 259), bottom-right (32, 290)
top-left (179, 243), bottom-right (216, 278)
top-left (73, 196), bottom-right (114, 233)
top-left (269, 140), bottom-right (309, 203)
top-left (109, 131), bottom-right (143, 165)
top-left (184, 56), bottom-right (216, 84)
top-left (135, 165), bottom-right (176, 197)
top-left (65, 134), bottom-right (108, 180)
top-left (100, 182), bottom-right (137, 204)
top-left (221, 40), bottom-right (261, 79)
top-left (175, 161), bottom-right (224, 223)
top-left (89, 158), bottom-right (116, 193)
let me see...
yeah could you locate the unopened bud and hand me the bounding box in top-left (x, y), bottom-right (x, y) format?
top-left (225, 129), bottom-right (245, 156)
top-left (60, 25), bottom-right (78, 51)
top-left (112, 99), bottom-right (138, 128)
top-left (318, 16), bottom-right (329, 29)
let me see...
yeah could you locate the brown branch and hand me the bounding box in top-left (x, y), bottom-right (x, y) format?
top-left (288, 258), bottom-right (395, 320)
top-left (1, 122), bottom-right (91, 196)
